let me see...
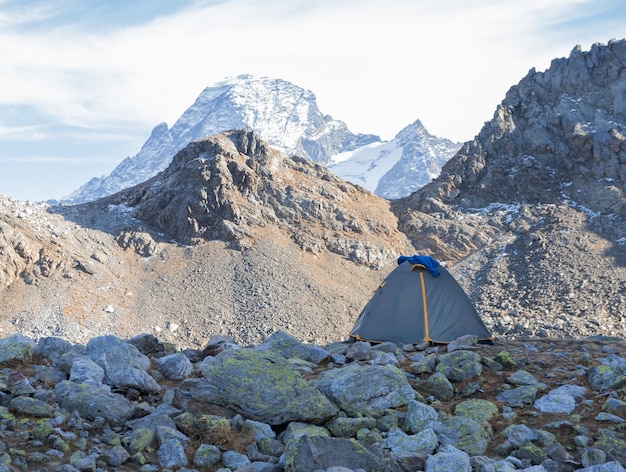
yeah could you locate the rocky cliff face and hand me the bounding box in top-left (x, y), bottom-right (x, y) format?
top-left (101, 129), bottom-right (413, 267)
top-left (392, 39), bottom-right (626, 339)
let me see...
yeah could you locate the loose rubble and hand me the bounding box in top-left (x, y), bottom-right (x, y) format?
top-left (1, 331), bottom-right (626, 471)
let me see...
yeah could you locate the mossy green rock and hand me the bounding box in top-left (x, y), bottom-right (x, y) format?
top-left (129, 428), bottom-right (154, 454)
top-left (0, 406), bottom-right (16, 421)
top-left (434, 416), bottom-right (489, 455)
top-left (314, 363), bottom-right (415, 417)
top-left (494, 351), bottom-right (517, 369)
top-left (426, 372), bottom-right (455, 401)
top-left (0, 334), bottom-right (34, 364)
top-left (193, 444), bottom-right (221, 468)
top-left (9, 396), bottom-right (55, 418)
top-left (280, 421), bottom-right (331, 444)
top-left (588, 365), bottom-right (626, 392)
top-left (436, 350), bottom-right (482, 381)
top-left (284, 435), bottom-right (394, 472)
top-left (454, 399), bottom-right (499, 424)
top-left (32, 419), bottom-right (54, 440)
top-left (195, 414), bottom-right (231, 434)
top-left (327, 416), bottom-right (377, 438)
top-left (595, 428), bottom-right (626, 463)
top-left (181, 348), bottom-right (338, 425)
top-left (514, 441), bottom-right (548, 464)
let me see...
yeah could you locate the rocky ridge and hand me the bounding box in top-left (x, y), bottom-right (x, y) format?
top-left (1, 331), bottom-right (626, 471)
top-left (392, 39), bottom-right (626, 340)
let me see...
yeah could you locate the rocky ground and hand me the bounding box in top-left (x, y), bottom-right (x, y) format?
top-left (2, 331), bottom-right (626, 471)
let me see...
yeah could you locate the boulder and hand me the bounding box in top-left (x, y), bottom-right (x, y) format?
top-left (283, 435), bottom-right (398, 472)
top-left (314, 363), bottom-right (415, 417)
top-left (86, 335), bottom-right (161, 394)
top-left (175, 348), bottom-right (338, 425)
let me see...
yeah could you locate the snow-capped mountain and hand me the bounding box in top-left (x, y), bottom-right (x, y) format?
top-left (328, 120), bottom-right (460, 199)
top-left (64, 74), bottom-right (458, 203)
top-left (64, 75), bottom-right (381, 203)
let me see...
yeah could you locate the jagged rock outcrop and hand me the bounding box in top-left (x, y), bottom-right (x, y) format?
top-left (395, 39), bottom-right (626, 244)
top-left (102, 129), bottom-right (413, 268)
top-left (392, 40), bottom-right (626, 340)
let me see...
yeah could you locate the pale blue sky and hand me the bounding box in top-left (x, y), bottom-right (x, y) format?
top-left (1, 0), bottom-right (625, 201)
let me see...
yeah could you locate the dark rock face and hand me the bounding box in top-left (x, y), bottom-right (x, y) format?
top-left (105, 129), bottom-right (414, 268)
top-left (390, 40), bottom-right (626, 340)
top-left (400, 39), bottom-right (626, 212)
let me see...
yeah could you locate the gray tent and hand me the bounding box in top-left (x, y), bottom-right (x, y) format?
top-left (350, 256), bottom-right (492, 344)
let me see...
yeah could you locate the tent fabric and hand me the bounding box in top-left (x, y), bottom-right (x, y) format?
top-left (350, 257), bottom-right (492, 344)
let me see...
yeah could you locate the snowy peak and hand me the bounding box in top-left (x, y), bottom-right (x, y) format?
top-left (64, 74), bottom-right (381, 203)
top-left (328, 119), bottom-right (461, 199)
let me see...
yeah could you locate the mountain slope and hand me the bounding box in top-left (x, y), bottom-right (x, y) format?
top-left (0, 130), bottom-right (415, 347)
top-left (329, 119), bottom-right (460, 199)
top-left (392, 39), bottom-right (626, 339)
top-left (64, 75), bottom-right (381, 204)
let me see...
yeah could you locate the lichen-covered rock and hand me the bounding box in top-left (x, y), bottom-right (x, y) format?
top-left (283, 435), bottom-right (399, 472)
top-left (157, 438), bottom-right (188, 469)
top-left (382, 427), bottom-right (438, 469)
top-left (602, 398), bottom-right (626, 419)
top-left (588, 365), bottom-right (626, 392)
top-left (426, 371), bottom-right (455, 401)
top-left (495, 385), bottom-right (538, 408)
top-left (258, 330), bottom-right (331, 364)
top-left (0, 334), bottom-right (35, 364)
top-left (54, 380), bottom-right (134, 423)
top-left (435, 350), bottom-right (482, 381)
top-left (405, 400), bottom-right (439, 434)
top-left (8, 396), bottom-right (55, 418)
top-left (128, 428), bottom-right (154, 454)
top-left (433, 416), bottom-right (489, 455)
top-left (193, 444), bottom-right (221, 468)
top-left (313, 363), bottom-right (415, 417)
top-left (176, 348), bottom-right (338, 424)
top-left (425, 445), bottom-right (471, 472)
top-left (454, 399), bottom-right (499, 425)
top-left (327, 415), bottom-right (376, 438)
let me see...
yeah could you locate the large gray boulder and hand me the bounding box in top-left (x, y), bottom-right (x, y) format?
top-left (54, 380), bottom-right (134, 424)
top-left (174, 348), bottom-right (338, 425)
top-left (283, 435), bottom-right (399, 472)
top-left (85, 335), bottom-right (161, 394)
top-left (257, 330), bottom-right (331, 364)
top-left (313, 363), bottom-right (415, 417)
